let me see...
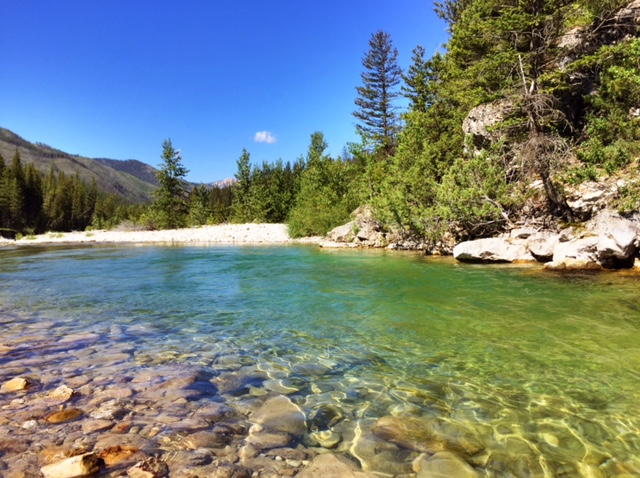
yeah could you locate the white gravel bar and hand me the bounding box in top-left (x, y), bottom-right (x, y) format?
top-left (1, 223), bottom-right (321, 246)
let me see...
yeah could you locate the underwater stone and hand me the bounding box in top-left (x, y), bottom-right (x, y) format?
top-left (250, 395), bottom-right (307, 437)
top-left (413, 451), bottom-right (480, 478)
top-left (1, 376), bottom-right (32, 392)
top-left (372, 416), bottom-right (484, 456)
top-left (40, 452), bottom-right (101, 478)
top-left (45, 408), bottom-right (83, 424)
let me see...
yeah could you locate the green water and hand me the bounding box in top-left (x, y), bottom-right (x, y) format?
top-left (1, 244), bottom-right (639, 476)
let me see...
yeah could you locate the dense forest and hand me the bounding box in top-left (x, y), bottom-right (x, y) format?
top-left (2, 0), bottom-right (639, 244)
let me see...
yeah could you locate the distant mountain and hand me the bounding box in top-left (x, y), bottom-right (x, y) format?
top-left (0, 128), bottom-right (157, 203)
top-left (209, 177), bottom-right (236, 188)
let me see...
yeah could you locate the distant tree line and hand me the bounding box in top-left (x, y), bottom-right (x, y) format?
top-left (142, 134), bottom-right (361, 237)
top-left (0, 150), bottom-right (140, 235)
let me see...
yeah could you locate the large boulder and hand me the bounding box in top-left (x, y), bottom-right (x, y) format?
top-left (589, 209), bottom-right (638, 262)
top-left (526, 231), bottom-right (560, 262)
top-left (326, 221), bottom-right (356, 243)
top-left (453, 238), bottom-right (531, 263)
top-left (545, 235), bottom-right (600, 270)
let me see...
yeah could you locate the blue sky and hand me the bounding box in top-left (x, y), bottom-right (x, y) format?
top-left (1, 1), bottom-right (448, 183)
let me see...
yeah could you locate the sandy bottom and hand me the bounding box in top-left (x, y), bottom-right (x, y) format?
top-left (1, 224), bottom-right (321, 246)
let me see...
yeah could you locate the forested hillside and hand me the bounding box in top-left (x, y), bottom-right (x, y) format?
top-left (226, 0), bottom-right (640, 249)
top-left (0, 128), bottom-right (156, 203)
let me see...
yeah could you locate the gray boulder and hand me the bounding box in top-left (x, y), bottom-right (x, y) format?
top-left (545, 235), bottom-right (600, 270)
top-left (526, 232), bottom-right (560, 261)
top-left (453, 238), bottom-right (531, 263)
top-left (589, 209), bottom-right (638, 262)
top-left (327, 221), bottom-right (356, 243)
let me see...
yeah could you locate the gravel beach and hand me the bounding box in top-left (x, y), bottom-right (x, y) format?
top-left (0, 224), bottom-right (321, 246)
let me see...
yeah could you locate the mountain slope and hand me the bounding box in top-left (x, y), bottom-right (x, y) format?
top-left (0, 128), bottom-right (157, 203)
top-left (94, 157), bottom-right (159, 186)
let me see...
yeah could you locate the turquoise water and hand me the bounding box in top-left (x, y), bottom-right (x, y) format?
top-left (1, 244), bottom-right (640, 476)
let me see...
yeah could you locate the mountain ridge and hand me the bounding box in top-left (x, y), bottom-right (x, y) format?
top-left (0, 128), bottom-right (158, 203)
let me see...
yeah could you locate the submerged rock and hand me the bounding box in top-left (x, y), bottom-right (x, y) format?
top-left (296, 452), bottom-right (377, 478)
top-left (413, 451), bottom-right (480, 478)
top-left (345, 419), bottom-right (416, 475)
top-left (126, 457), bottom-right (169, 478)
top-left (308, 430), bottom-right (342, 449)
top-left (372, 416), bottom-right (484, 457)
top-left (39, 384), bottom-right (75, 403)
top-left (40, 452), bottom-right (102, 478)
top-left (81, 419), bottom-right (114, 434)
top-left (250, 395), bottom-right (307, 437)
top-left (97, 445), bottom-right (143, 467)
top-left (1, 376), bottom-right (33, 392)
top-left (45, 408), bottom-right (84, 424)
top-left (179, 429), bottom-right (231, 449)
top-left (246, 426), bottom-right (293, 450)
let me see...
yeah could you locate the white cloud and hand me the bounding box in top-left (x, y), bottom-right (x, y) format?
top-left (254, 131), bottom-right (277, 144)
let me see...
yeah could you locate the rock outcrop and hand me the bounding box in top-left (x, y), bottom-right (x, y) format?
top-left (462, 100), bottom-right (512, 152)
top-left (324, 207), bottom-right (389, 248)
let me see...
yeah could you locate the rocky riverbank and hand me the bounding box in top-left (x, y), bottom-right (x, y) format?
top-left (452, 209), bottom-right (640, 270)
top-left (321, 206), bottom-right (640, 271)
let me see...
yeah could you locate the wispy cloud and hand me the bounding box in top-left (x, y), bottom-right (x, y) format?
top-left (254, 131), bottom-right (277, 144)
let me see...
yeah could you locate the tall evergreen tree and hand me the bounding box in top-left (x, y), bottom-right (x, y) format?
top-left (230, 148), bottom-right (255, 223)
top-left (24, 162), bottom-right (43, 229)
top-left (402, 45), bottom-right (435, 114)
top-left (353, 30), bottom-right (403, 157)
top-left (151, 139), bottom-right (189, 229)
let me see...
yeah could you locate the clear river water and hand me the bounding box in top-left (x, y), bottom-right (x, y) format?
top-left (0, 244), bottom-right (639, 477)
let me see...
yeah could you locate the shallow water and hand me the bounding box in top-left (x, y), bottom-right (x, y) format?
top-left (1, 244), bottom-right (639, 476)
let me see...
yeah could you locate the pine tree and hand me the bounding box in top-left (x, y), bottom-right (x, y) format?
top-left (24, 162), bottom-right (43, 230)
top-left (230, 148), bottom-right (253, 223)
top-left (353, 30), bottom-right (403, 157)
top-left (188, 185), bottom-right (213, 225)
top-left (7, 150), bottom-right (26, 230)
top-left (402, 46), bottom-right (440, 114)
top-left (151, 139), bottom-right (189, 229)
